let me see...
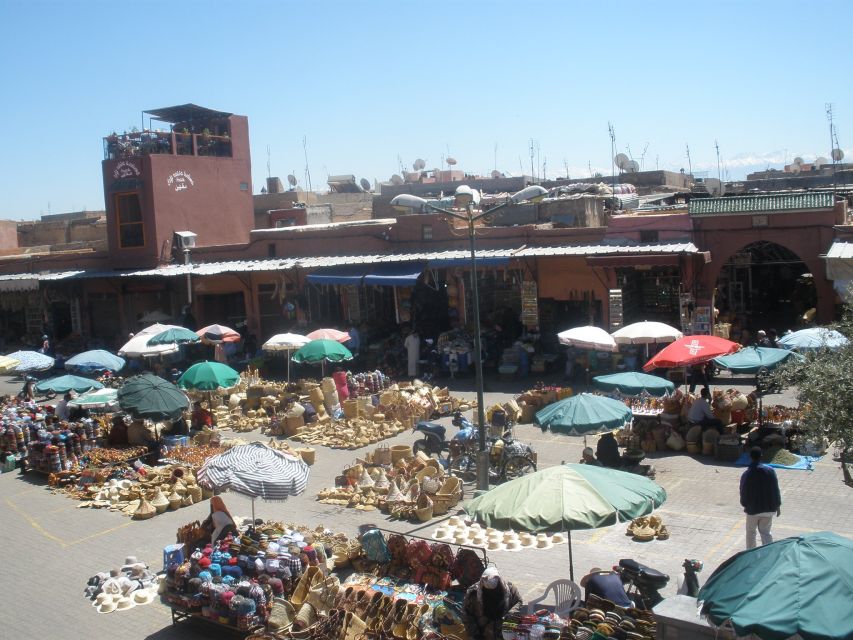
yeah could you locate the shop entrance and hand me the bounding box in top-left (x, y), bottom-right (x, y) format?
top-left (715, 241), bottom-right (815, 334)
top-left (50, 301), bottom-right (73, 341)
top-left (199, 292), bottom-right (246, 328)
top-left (616, 266), bottom-right (681, 326)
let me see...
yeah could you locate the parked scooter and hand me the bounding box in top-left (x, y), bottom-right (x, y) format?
top-left (615, 558), bottom-right (703, 609)
top-left (412, 411), bottom-right (477, 460)
top-left (448, 412), bottom-right (537, 484)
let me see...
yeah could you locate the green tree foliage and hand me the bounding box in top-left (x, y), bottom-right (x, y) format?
top-left (771, 308), bottom-right (853, 485)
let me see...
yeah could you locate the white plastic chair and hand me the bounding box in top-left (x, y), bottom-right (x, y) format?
top-left (527, 579), bottom-right (583, 617)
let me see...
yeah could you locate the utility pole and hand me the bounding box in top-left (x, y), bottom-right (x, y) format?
top-left (608, 122), bottom-right (617, 189)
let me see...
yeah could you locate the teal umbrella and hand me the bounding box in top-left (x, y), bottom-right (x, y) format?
top-left (35, 374), bottom-right (103, 394)
top-left (466, 463), bottom-right (666, 580)
top-left (699, 532), bottom-right (853, 640)
top-left (291, 339), bottom-right (352, 376)
top-left (146, 327), bottom-right (200, 346)
top-left (535, 393), bottom-right (632, 435)
top-left (68, 388), bottom-right (119, 411)
top-left (593, 372), bottom-right (675, 397)
top-left (713, 346), bottom-right (802, 374)
top-left (117, 373), bottom-right (189, 421)
top-left (178, 361), bottom-right (241, 391)
top-left (65, 349), bottom-right (125, 373)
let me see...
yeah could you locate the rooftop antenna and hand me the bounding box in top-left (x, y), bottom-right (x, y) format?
top-left (542, 155), bottom-right (547, 181)
top-left (656, 155), bottom-right (659, 171)
top-left (266, 145), bottom-right (271, 179)
top-left (608, 122), bottom-right (617, 188)
top-left (588, 160), bottom-right (593, 177)
top-left (494, 142), bottom-right (498, 172)
top-left (519, 156), bottom-right (524, 175)
top-left (715, 139), bottom-right (722, 182)
top-left (685, 143), bottom-right (693, 176)
top-left (564, 158), bottom-right (570, 180)
top-left (827, 103), bottom-right (844, 194)
top-left (529, 139), bottom-right (535, 181)
top-left (639, 143), bottom-right (649, 170)
top-left (302, 135), bottom-right (313, 192)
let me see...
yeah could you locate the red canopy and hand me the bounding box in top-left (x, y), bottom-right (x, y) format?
top-left (643, 335), bottom-right (740, 371)
top-left (306, 328), bottom-right (350, 343)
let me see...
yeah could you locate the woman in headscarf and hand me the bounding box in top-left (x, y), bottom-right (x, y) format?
top-left (463, 566), bottom-right (522, 639)
top-left (204, 495), bottom-right (238, 544)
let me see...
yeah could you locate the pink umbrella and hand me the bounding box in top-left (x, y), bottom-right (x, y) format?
top-left (305, 328), bottom-right (350, 343)
top-left (197, 324), bottom-right (242, 344)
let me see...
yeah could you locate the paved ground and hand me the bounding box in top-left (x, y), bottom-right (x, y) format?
top-left (1, 370), bottom-right (849, 640)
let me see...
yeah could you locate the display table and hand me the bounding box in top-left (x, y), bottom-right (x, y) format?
top-left (166, 601), bottom-right (264, 635)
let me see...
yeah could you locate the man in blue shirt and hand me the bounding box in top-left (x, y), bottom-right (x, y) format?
top-left (739, 446), bottom-right (782, 549)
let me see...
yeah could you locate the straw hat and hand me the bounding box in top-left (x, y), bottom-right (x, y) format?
top-left (454, 531), bottom-right (469, 545)
top-left (447, 516), bottom-right (463, 527)
top-left (502, 530), bottom-right (517, 543)
top-left (485, 527), bottom-right (499, 538)
top-left (115, 596), bottom-right (136, 611)
top-left (93, 593), bottom-right (113, 607)
top-left (551, 532), bottom-right (567, 545)
top-left (97, 599), bottom-right (117, 614)
top-left (433, 527), bottom-right (452, 541)
top-left (486, 538), bottom-right (505, 552)
top-left (133, 588), bottom-right (156, 606)
top-left (520, 532), bottom-right (536, 547)
top-left (536, 533), bottom-right (553, 550)
top-left (471, 532), bottom-right (487, 547)
top-left (505, 537), bottom-right (522, 552)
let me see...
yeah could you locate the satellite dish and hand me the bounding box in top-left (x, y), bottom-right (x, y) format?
top-left (446, 157), bottom-right (457, 166)
top-left (814, 156), bottom-right (829, 167)
top-left (390, 174), bottom-right (404, 185)
top-left (413, 158), bottom-right (426, 171)
top-left (625, 160), bottom-right (640, 173)
top-left (359, 178), bottom-right (371, 192)
top-left (491, 170), bottom-right (502, 179)
top-left (614, 153), bottom-right (630, 170)
top-left (793, 156), bottom-right (804, 166)
top-left (832, 148), bottom-right (845, 162)
top-left (287, 174), bottom-right (297, 186)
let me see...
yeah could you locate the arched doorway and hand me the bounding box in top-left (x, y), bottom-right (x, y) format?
top-left (715, 241), bottom-right (816, 335)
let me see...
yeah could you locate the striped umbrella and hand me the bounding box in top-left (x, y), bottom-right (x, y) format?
top-left (197, 442), bottom-right (310, 520)
top-left (5, 350), bottom-right (54, 373)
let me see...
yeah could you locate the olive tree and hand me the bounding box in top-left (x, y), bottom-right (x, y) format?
top-left (771, 307), bottom-right (853, 485)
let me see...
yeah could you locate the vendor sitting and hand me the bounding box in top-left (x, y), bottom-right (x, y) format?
top-left (688, 388), bottom-right (723, 431)
top-left (580, 567), bottom-right (633, 608)
top-left (580, 447), bottom-right (602, 466)
top-left (203, 496), bottom-right (238, 544)
top-left (191, 402), bottom-right (213, 431)
top-left (463, 566), bottom-right (522, 640)
top-left (596, 432), bottom-right (623, 468)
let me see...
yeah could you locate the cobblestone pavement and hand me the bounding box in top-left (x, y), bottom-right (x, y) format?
top-left (1, 371), bottom-right (849, 640)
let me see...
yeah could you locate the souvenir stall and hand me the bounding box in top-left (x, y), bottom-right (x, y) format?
top-left (317, 445), bottom-right (463, 520)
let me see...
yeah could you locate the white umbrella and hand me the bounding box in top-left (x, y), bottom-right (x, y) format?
top-left (557, 326), bottom-right (618, 352)
top-left (118, 323), bottom-right (183, 358)
top-left (612, 321), bottom-right (683, 345)
top-left (262, 333), bottom-right (311, 383)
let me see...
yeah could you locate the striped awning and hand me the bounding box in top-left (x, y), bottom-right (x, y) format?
top-left (197, 443), bottom-right (310, 501)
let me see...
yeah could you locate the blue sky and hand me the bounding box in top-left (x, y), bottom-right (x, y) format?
top-left (1, 0), bottom-right (850, 219)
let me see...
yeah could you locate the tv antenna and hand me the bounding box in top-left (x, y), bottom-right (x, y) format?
top-left (639, 143), bottom-right (649, 170)
top-left (608, 123), bottom-right (617, 188)
top-left (564, 158), bottom-right (570, 180)
top-left (266, 145), bottom-right (271, 179)
top-left (827, 103), bottom-right (844, 193)
top-left (302, 135), bottom-right (313, 192)
top-left (685, 143), bottom-right (693, 176)
top-left (715, 140), bottom-right (722, 182)
top-left (494, 142), bottom-right (498, 172)
top-left (529, 139), bottom-right (535, 181)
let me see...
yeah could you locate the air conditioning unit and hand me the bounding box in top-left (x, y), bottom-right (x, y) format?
top-left (173, 231), bottom-right (197, 250)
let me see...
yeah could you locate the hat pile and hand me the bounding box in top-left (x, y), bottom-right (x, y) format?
top-left (431, 517), bottom-right (568, 552)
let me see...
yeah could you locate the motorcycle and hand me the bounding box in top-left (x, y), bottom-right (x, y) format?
top-left (615, 558), bottom-right (703, 609)
top-left (411, 411), bottom-right (478, 461)
top-left (448, 414), bottom-right (537, 484)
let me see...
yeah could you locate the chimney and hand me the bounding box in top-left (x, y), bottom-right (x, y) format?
top-left (266, 177), bottom-right (284, 194)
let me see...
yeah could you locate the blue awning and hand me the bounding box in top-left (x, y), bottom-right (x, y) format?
top-left (306, 265), bottom-right (369, 285)
top-left (363, 262), bottom-right (425, 287)
top-left (428, 257), bottom-right (510, 267)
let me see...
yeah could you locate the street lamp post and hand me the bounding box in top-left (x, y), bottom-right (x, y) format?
top-left (391, 185), bottom-right (547, 491)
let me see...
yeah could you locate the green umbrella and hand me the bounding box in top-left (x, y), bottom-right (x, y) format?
top-left (699, 532), bottom-right (853, 640)
top-left (117, 373), bottom-right (189, 421)
top-left (35, 374), bottom-right (103, 394)
top-left (465, 463), bottom-right (666, 580)
top-left (178, 361), bottom-right (241, 391)
top-left (146, 327), bottom-right (200, 346)
top-left (713, 346), bottom-right (802, 374)
top-left (291, 339), bottom-right (352, 376)
top-left (535, 393), bottom-right (632, 435)
top-left (68, 388), bottom-right (119, 411)
top-left (593, 372), bottom-right (675, 397)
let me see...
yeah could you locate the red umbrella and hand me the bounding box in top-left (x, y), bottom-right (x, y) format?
top-left (305, 328), bottom-right (350, 343)
top-left (643, 335), bottom-right (740, 371)
top-left (196, 324), bottom-right (241, 344)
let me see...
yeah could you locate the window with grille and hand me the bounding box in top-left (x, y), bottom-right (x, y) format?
top-left (115, 192), bottom-right (144, 248)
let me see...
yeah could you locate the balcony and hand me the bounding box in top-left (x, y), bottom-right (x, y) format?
top-left (104, 130), bottom-right (232, 160)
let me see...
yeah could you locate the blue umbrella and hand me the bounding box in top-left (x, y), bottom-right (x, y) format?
top-left (5, 350), bottom-right (54, 373)
top-left (713, 346), bottom-right (803, 374)
top-left (535, 393), bottom-right (632, 435)
top-left (593, 371), bottom-right (675, 397)
top-left (35, 374), bottom-right (104, 394)
top-left (65, 349), bottom-right (126, 373)
top-left (778, 328), bottom-right (849, 351)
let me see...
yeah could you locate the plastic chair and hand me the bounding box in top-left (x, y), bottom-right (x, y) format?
top-left (527, 579), bottom-right (583, 617)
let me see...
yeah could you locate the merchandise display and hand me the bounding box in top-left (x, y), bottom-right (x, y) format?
top-left (84, 555), bottom-right (160, 614)
top-left (429, 517), bottom-right (569, 553)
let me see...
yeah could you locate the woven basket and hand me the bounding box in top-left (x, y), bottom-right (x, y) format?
top-left (415, 493), bottom-right (434, 522)
top-left (373, 445), bottom-right (392, 465)
top-left (296, 447), bottom-right (316, 465)
top-left (390, 445), bottom-right (413, 464)
top-left (133, 497), bottom-right (156, 520)
top-left (432, 476), bottom-right (462, 515)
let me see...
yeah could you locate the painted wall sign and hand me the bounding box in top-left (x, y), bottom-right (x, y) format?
top-left (113, 161), bottom-right (141, 179)
top-left (167, 170), bottom-right (195, 192)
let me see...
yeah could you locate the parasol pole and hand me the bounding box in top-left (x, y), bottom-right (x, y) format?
top-left (286, 349), bottom-right (291, 385)
top-left (252, 496), bottom-right (256, 523)
top-left (568, 530), bottom-right (574, 582)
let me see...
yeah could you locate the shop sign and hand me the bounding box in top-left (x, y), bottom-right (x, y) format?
top-left (167, 170), bottom-right (195, 192)
top-left (108, 178), bottom-right (143, 192)
top-left (113, 161), bottom-right (141, 179)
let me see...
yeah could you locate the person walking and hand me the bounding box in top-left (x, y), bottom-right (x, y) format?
top-left (740, 446), bottom-right (782, 549)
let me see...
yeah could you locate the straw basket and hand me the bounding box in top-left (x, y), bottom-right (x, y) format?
top-left (415, 493), bottom-right (434, 522)
top-left (343, 399), bottom-right (359, 420)
top-left (390, 445), bottom-right (413, 464)
top-left (296, 447), bottom-right (316, 465)
top-left (432, 476), bottom-right (462, 515)
top-left (284, 415), bottom-right (305, 436)
top-left (373, 445), bottom-right (392, 466)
